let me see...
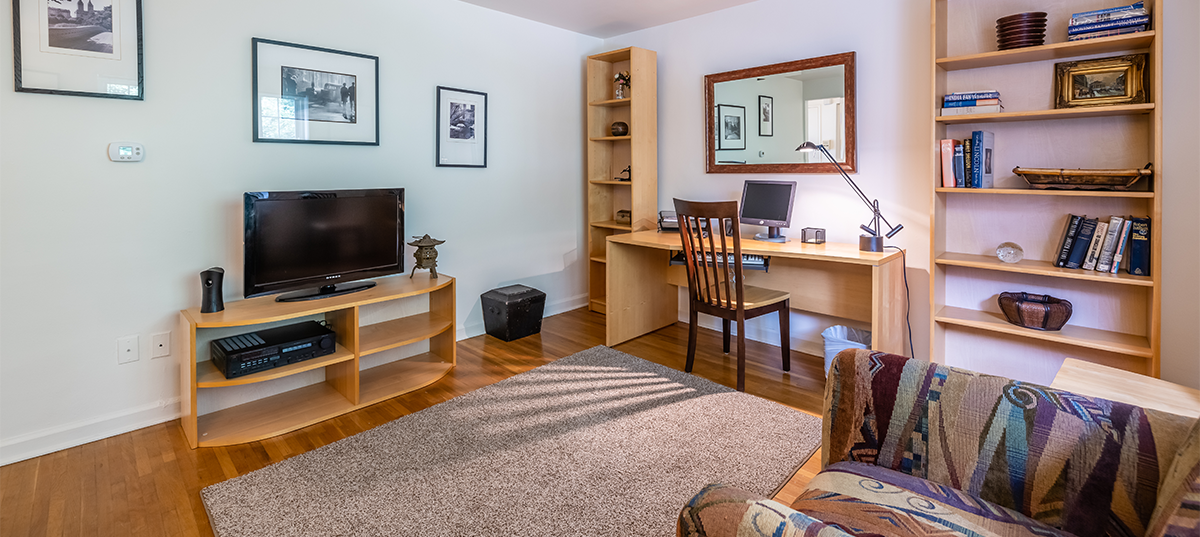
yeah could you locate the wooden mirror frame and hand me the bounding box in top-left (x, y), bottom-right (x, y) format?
top-left (705, 52), bottom-right (856, 174)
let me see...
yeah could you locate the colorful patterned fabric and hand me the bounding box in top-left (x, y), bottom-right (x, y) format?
top-left (792, 461), bottom-right (1074, 536)
top-left (1146, 419), bottom-right (1200, 537)
top-left (679, 483), bottom-right (853, 537)
top-left (822, 350), bottom-right (1199, 537)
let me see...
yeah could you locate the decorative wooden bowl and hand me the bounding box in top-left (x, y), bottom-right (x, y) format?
top-left (998, 292), bottom-right (1073, 331)
top-left (1013, 166), bottom-right (1152, 190)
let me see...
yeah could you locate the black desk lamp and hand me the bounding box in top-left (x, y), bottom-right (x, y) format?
top-left (795, 141), bottom-right (902, 252)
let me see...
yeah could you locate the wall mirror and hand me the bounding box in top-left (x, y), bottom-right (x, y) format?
top-left (705, 52), bottom-right (856, 174)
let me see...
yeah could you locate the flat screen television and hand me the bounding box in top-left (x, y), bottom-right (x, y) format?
top-left (244, 188), bottom-right (404, 302)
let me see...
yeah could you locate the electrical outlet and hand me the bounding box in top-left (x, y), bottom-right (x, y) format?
top-left (117, 335), bottom-right (139, 364)
top-left (151, 332), bottom-right (171, 358)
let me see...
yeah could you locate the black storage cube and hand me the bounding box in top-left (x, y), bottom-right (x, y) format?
top-left (481, 285), bottom-right (547, 342)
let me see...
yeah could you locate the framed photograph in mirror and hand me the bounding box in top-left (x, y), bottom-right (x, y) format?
top-left (12, 0), bottom-right (144, 99)
top-left (252, 38), bottom-right (379, 145)
top-left (759, 95), bottom-right (773, 137)
top-left (716, 104), bottom-right (746, 151)
top-left (436, 86), bottom-right (487, 167)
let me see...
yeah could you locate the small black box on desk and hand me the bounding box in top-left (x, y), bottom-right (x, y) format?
top-left (481, 285), bottom-right (547, 342)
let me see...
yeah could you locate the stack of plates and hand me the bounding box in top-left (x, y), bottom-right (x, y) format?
top-left (997, 12), bottom-right (1046, 50)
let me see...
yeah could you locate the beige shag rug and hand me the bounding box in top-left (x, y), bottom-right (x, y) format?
top-left (201, 346), bottom-right (822, 536)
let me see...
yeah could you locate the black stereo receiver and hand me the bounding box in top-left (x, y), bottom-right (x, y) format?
top-left (210, 321), bottom-right (337, 379)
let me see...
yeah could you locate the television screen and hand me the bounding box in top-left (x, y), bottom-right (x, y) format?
top-left (244, 189), bottom-right (404, 300)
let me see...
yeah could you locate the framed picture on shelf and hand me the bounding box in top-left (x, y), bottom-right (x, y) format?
top-left (12, 0), bottom-right (144, 99)
top-left (1054, 54), bottom-right (1146, 109)
top-left (252, 38), bottom-right (379, 145)
top-left (758, 95), bottom-right (773, 137)
top-left (716, 104), bottom-right (746, 151)
top-left (436, 86), bottom-right (488, 168)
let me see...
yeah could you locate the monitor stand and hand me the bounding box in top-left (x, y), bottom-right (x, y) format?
top-left (275, 281), bottom-right (376, 302)
top-left (753, 226), bottom-right (788, 243)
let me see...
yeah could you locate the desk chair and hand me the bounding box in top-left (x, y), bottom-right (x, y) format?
top-left (673, 199), bottom-right (791, 391)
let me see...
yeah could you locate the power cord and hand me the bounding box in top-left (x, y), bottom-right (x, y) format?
top-left (885, 246), bottom-right (915, 358)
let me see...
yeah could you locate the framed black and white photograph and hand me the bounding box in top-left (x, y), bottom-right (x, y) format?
top-left (716, 104), bottom-right (746, 151)
top-left (252, 38), bottom-right (378, 145)
top-left (758, 95), bottom-right (773, 137)
top-left (12, 0), bottom-right (143, 99)
top-left (436, 86), bottom-right (487, 167)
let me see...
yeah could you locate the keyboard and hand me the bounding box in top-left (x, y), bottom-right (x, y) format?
top-left (669, 251), bottom-right (769, 271)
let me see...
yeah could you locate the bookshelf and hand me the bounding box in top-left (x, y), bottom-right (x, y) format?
top-left (585, 47), bottom-right (658, 314)
top-left (929, 0), bottom-right (1162, 381)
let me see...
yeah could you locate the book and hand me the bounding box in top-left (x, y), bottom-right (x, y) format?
top-left (962, 137), bottom-right (973, 188)
top-left (943, 91), bottom-right (1000, 101)
top-left (1127, 217), bottom-right (1151, 275)
top-left (1068, 25), bottom-right (1148, 40)
top-left (1071, 2), bottom-right (1146, 25)
top-left (1095, 216), bottom-right (1125, 272)
top-left (1081, 220), bottom-right (1109, 270)
top-left (953, 143), bottom-right (965, 188)
top-left (1068, 16), bottom-right (1150, 35)
top-left (1110, 218), bottom-right (1133, 273)
top-left (942, 99), bottom-right (1002, 108)
top-left (941, 105), bottom-right (1003, 116)
top-left (939, 139), bottom-right (958, 187)
top-left (1055, 214), bottom-right (1085, 267)
top-left (1065, 218), bottom-right (1098, 269)
top-left (970, 130), bottom-right (995, 188)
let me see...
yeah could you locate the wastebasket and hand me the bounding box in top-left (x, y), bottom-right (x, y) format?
top-left (821, 325), bottom-right (871, 376)
top-left (481, 285), bottom-right (546, 342)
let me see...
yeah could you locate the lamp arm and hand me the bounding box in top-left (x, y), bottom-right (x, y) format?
top-left (817, 145), bottom-right (878, 218)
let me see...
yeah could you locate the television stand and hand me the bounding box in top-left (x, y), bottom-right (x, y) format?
top-left (275, 281), bottom-right (377, 302)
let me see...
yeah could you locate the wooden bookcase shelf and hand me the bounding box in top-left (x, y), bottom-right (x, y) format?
top-left (178, 274), bottom-right (456, 448)
top-left (586, 46), bottom-right (657, 314)
top-left (928, 0), bottom-right (1162, 380)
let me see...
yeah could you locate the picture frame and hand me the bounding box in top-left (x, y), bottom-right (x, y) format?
top-left (12, 0), bottom-right (144, 99)
top-left (252, 38), bottom-right (379, 145)
top-left (758, 95), bottom-right (773, 137)
top-left (716, 104), bottom-right (746, 151)
top-left (1054, 54), bottom-right (1146, 109)
top-left (436, 86), bottom-right (488, 168)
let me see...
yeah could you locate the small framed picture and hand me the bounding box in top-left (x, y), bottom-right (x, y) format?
top-left (436, 86), bottom-right (488, 168)
top-left (252, 38), bottom-right (379, 145)
top-left (716, 104), bottom-right (746, 151)
top-left (1054, 54), bottom-right (1147, 109)
top-left (12, 0), bottom-right (144, 99)
top-left (758, 95), bottom-right (773, 137)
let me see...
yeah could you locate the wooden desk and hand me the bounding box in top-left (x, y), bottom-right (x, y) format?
top-left (1051, 358), bottom-right (1200, 418)
top-left (605, 231), bottom-right (907, 354)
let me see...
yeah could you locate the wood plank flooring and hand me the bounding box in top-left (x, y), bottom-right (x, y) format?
top-left (0, 308), bottom-right (827, 536)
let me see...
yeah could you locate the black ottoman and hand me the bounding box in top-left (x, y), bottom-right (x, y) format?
top-left (481, 285), bottom-right (547, 342)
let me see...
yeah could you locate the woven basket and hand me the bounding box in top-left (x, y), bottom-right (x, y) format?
top-left (998, 292), bottom-right (1072, 331)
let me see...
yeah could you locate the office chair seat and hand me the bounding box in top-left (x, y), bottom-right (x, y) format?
top-left (702, 284), bottom-right (789, 309)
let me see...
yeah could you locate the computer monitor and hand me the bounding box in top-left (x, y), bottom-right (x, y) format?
top-left (739, 180), bottom-right (797, 242)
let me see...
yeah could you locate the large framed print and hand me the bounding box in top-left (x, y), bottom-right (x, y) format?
top-left (252, 38), bottom-right (378, 145)
top-left (716, 104), bottom-right (746, 151)
top-left (436, 86), bottom-right (487, 168)
top-left (12, 0), bottom-right (144, 99)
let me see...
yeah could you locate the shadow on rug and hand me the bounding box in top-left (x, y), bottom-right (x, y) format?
top-left (201, 345), bottom-right (822, 536)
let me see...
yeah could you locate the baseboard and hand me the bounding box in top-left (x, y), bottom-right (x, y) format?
top-left (0, 397), bottom-right (180, 466)
top-left (458, 292), bottom-right (588, 341)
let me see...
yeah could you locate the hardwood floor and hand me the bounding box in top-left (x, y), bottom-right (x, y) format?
top-left (0, 308), bottom-right (827, 536)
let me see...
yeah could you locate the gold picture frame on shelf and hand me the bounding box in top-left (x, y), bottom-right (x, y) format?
top-left (1054, 54), bottom-right (1147, 109)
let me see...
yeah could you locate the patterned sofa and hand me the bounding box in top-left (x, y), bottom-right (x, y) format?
top-left (679, 349), bottom-right (1200, 537)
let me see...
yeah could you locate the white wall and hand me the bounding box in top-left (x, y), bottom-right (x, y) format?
top-left (603, 0), bottom-right (934, 359)
top-left (0, 0), bottom-right (601, 464)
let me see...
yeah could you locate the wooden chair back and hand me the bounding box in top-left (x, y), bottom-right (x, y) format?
top-left (672, 199), bottom-right (744, 312)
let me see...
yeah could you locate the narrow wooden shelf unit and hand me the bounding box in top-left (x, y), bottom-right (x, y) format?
top-left (935, 188), bottom-right (1155, 198)
top-left (589, 135), bottom-right (633, 142)
top-left (935, 253), bottom-right (1155, 287)
top-left (936, 103), bottom-right (1153, 124)
top-left (589, 180), bottom-right (632, 186)
top-left (590, 220), bottom-right (632, 231)
top-left (936, 31), bottom-right (1156, 71)
top-left (935, 306), bottom-right (1152, 358)
top-left (590, 256), bottom-right (607, 264)
top-left (589, 98), bottom-right (632, 107)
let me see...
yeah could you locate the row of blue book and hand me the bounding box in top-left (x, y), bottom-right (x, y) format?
top-left (939, 131), bottom-right (994, 188)
top-left (1054, 214), bottom-right (1150, 275)
top-left (940, 90), bottom-right (1002, 117)
top-left (1068, 2), bottom-right (1149, 42)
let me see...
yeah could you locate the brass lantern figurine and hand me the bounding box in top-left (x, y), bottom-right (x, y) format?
top-left (408, 234), bottom-right (446, 278)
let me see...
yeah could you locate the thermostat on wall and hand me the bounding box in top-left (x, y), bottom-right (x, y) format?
top-left (108, 142), bottom-right (144, 162)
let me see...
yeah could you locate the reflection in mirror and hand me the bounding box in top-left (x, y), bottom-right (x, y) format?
top-left (705, 52), bottom-right (855, 174)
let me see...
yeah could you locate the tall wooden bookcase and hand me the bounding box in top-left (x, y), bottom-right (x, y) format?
top-left (586, 47), bottom-right (658, 314)
top-left (929, 0), bottom-right (1163, 381)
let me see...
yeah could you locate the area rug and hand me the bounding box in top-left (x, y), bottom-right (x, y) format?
top-left (201, 346), bottom-right (822, 536)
